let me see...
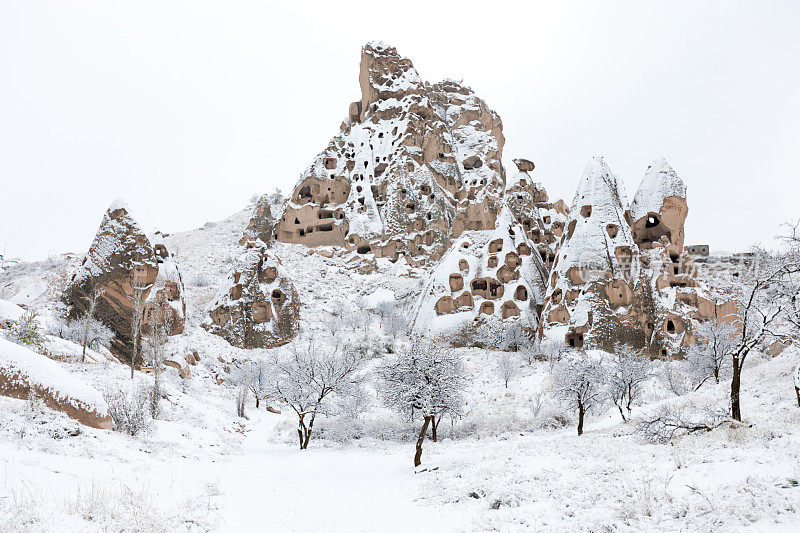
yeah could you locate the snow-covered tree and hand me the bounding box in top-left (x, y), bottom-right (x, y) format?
top-left (687, 319), bottom-right (737, 389)
top-left (379, 340), bottom-right (468, 467)
top-left (245, 360), bottom-right (271, 409)
top-left (717, 248), bottom-right (799, 421)
top-left (128, 267), bottom-right (151, 379)
top-left (266, 338), bottom-right (367, 449)
top-left (606, 344), bottom-right (651, 422)
top-left (142, 299), bottom-right (173, 418)
top-left (496, 353), bottom-right (518, 389)
top-left (550, 353), bottom-right (605, 435)
top-left (499, 321), bottom-right (530, 352)
top-left (8, 310), bottom-right (47, 353)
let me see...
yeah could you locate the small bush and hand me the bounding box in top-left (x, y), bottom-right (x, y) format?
top-left (8, 310), bottom-right (47, 353)
top-left (104, 384), bottom-right (153, 436)
top-left (192, 273), bottom-right (212, 287)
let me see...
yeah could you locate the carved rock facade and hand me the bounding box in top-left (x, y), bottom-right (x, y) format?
top-left (273, 42), bottom-right (505, 264)
top-left (203, 245), bottom-right (299, 349)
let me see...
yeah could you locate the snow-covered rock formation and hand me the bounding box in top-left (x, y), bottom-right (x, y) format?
top-left (539, 157), bottom-right (734, 357)
top-left (0, 337), bottom-right (111, 429)
top-left (273, 42), bottom-right (506, 264)
top-left (240, 193), bottom-right (274, 246)
top-left (505, 158), bottom-right (569, 271)
top-left (411, 205), bottom-right (548, 345)
top-left (540, 157), bottom-right (641, 350)
top-left (203, 244), bottom-right (299, 349)
top-left (63, 200), bottom-right (186, 363)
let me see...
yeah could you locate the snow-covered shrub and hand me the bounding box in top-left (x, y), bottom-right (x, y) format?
top-left (191, 273), bottom-right (212, 287)
top-left (8, 310), bottom-right (47, 353)
top-left (659, 361), bottom-right (692, 396)
top-left (104, 384), bottom-right (153, 436)
top-left (46, 314), bottom-right (113, 352)
top-left (202, 221), bottom-right (217, 230)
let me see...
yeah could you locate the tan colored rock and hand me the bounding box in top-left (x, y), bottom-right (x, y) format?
top-left (63, 201), bottom-right (186, 365)
top-left (274, 42), bottom-right (506, 264)
top-left (203, 244), bottom-right (299, 349)
top-left (0, 338), bottom-right (111, 429)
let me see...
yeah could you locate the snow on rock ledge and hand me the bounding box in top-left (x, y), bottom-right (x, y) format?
top-left (0, 337), bottom-right (111, 429)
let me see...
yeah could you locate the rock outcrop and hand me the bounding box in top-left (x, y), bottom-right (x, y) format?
top-left (240, 193), bottom-right (275, 246)
top-left (274, 42), bottom-right (505, 263)
top-left (63, 200), bottom-right (186, 363)
top-left (411, 205), bottom-right (548, 345)
top-left (540, 157), bottom-right (641, 350)
top-left (505, 158), bottom-right (569, 272)
top-left (539, 157), bottom-right (730, 357)
top-left (203, 244), bottom-right (299, 349)
top-left (0, 337), bottom-right (111, 429)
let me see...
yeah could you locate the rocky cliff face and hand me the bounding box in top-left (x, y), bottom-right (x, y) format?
top-left (538, 157), bottom-right (723, 356)
top-left (273, 42), bottom-right (505, 264)
top-left (203, 244), bottom-right (299, 349)
top-left (411, 202), bottom-right (548, 346)
top-left (240, 193), bottom-right (274, 246)
top-left (63, 200), bottom-right (186, 363)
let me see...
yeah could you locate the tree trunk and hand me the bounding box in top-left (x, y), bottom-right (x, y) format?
top-left (302, 414), bottom-right (316, 449)
top-left (414, 416), bottom-right (432, 467)
top-left (430, 416), bottom-right (439, 442)
top-left (731, 356), bottom-right (742, 422)
top-left (297, 415), bottom-right (306, 449)
top-left (151, 371), bottom-right (160, 419)
top-left (255, 397), bottom-right (260, 409)
top-left (577, 399), bottom-right (585, 436)
top-left (714, 365), bottom-right (720, 384)
top-left (795, 386), bottom-right (799, 408)
top-left (82, 317), bottom-right (90, 363)
top-left (616, 403), bottom-right (627, 422)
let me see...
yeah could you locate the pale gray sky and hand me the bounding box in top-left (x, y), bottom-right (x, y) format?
top-left (1, 1), bottom-right (798, 260)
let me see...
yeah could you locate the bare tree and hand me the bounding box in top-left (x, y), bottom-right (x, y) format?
top-left (143, 298), bottom-right (172, 418)
top-left (245, 360), bottom-right (270, 409)
top-left (128, 268), bottom-right (151, 379)
top-left (550, 354), bottom-right (605, 435)
top-left (687, 319), bottom-right (736, 389)
top-left (80, 284), bottom-right (104, 363)
top-left (721, 249), bottom-right (798, 421)
top-left (266, 338), bottom-right (366, 449)
top-left (496, 353), bottom-right (518, 389)
top-left (499, 321), bottom-right (530, 352)
top-left (606, 344), bottom-right (652, 422)
top-left (637, 405), bottom-right (731, 443)
top-left (379, 339), bottom-right (468, 467)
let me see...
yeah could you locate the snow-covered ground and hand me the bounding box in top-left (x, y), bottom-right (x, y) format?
top-left (1, 206), bottom-right (799, 532)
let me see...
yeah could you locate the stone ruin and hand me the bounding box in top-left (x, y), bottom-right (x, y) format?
top-left (272, 41), bottom-right (506, 264)
top-left (539, 157), bottom-right (734, 356)
top-left (63, 200), bottom-right (186, 364)
top-left (203, 244), bottom-right (299, 349)
top-left (410, 203), bottom-right (548, 344)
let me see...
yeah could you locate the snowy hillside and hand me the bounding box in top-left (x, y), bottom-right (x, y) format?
top-left (1, 202), bottom-right (799, 532)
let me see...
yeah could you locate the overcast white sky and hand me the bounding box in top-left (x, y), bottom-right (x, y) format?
top-left (1, 1), bottom-right (798, 260)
